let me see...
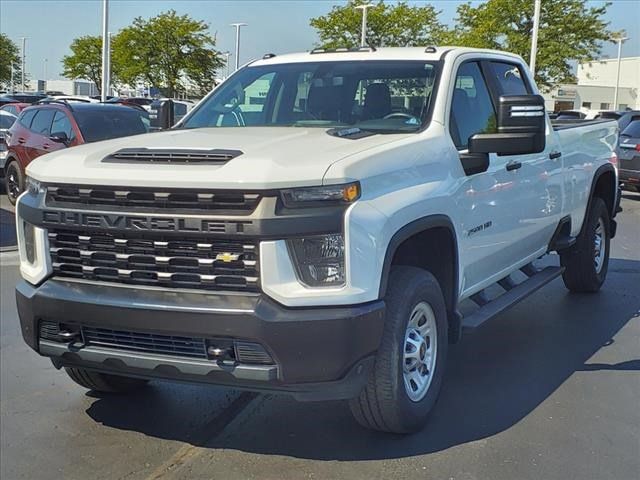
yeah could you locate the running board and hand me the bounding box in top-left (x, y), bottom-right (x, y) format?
top-left (462, 266), bottom-right (564, 330)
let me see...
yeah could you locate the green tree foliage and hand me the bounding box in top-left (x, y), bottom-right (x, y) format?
top-left (113, 10), bottom-right (223, 97)
top-left (62, 36), bottom-right (110, 93)
top-left (451, 0), bottom-right (613, 89)
top-left (310, 0), bottom-right (448, 49)
top-left (0, 34), bottom-right (22, 90)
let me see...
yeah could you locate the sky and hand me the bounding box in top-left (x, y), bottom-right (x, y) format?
top-left (1, 0), bottom-right (639, 81)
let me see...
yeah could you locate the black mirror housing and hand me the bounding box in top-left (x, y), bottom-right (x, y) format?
top-left (469, 94), bottom-right (546, 156)
top-left (149, 99), bottom-right (174, 130)
top-left (49, 131), bottom-right (69, 144)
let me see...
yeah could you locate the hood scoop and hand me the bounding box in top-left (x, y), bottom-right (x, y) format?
top-left (103, 148), bottom-right (243, 164)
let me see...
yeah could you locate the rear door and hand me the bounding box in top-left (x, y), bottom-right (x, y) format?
top-left (24, 108), bottom-right (55, 161)
top-left (484, 60), bottom-right (563, 256)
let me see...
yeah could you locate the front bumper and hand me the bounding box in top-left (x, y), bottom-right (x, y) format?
top-left (16, 279), bottom-right (385, 401)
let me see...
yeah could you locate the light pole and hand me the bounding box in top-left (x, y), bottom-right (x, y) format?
top-left (223, 51), bottom-right (231, 79)
top-left (20, 37), bottom-right (27, 92)
top-left (230, 23), bottom-right (247, 71)
top-left (100, 0), bottom-right (110, 102)
top-left (355, 4), bottom-right (374, 47)
top-left (613, 34), bottom-right (628, 110)
top-left (529, 0), bottom-right (542, 75)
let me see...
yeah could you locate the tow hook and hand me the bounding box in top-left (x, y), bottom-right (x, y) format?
top-left (57, 329), bottom-right (85, 349)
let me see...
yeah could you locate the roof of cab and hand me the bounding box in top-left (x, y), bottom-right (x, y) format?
top-left (250, 46), bottom-right (523, 66)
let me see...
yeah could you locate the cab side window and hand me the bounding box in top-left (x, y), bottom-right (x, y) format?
top-left (19, 109), bottom-right (37, 129)
top-left (30, 109), bottom-right (55, 136)
top-left (51, 111), bottom-right (75, 141)
top-left (489, 62), bottom-right (529, 95)
top-left (449, 62), bottom-right (496, 149)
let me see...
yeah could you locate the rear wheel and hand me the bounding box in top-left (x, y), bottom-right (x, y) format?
top-left (349, 266), bottom-right (448, 434)
top-left (5, 161), bottom-right (23, 205)
top-left (560, 197), bottom-right (610, 292)
top-left (64, 367), bottom-right (148, 393)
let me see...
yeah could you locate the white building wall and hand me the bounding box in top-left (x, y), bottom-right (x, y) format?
top-left (543, 56), bottom-right (640, 112)
top-left (577, 57), bottom-right (640, 89)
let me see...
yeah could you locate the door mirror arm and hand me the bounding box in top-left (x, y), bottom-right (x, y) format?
top-left (459, 151), bottom-right (490, 176)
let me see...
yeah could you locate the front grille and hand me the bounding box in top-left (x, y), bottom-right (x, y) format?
top-left (82, 326), bottom-right (208, 358)
top-left (49, 230), bottom-right (259, 292)
top-left (46, 185), bottom-right (260, 214)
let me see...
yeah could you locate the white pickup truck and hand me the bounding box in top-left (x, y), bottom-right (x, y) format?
top-left (15, 47), bottom-right (620, 433)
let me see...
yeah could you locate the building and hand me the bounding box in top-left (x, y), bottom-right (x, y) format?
top-left (543, 56), bottom-right (640, 113)
top-left (39, 79), bottom-right (99, 97)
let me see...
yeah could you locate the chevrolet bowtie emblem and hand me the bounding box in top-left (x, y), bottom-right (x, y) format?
top-left (215, 252), bottom-right (240, 263)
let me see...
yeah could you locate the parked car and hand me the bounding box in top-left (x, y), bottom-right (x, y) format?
top-left (105, 96), bottom-right (154, 107)
top-left (0, 102), bottom-right (31, 117)
top-left (3, 101), bottom-right (150, 203)
top-left (0, 92), bottom-right (48, 105)
top-left (618, 117), bottom-right (640, 192)
top-left (0, 110), bottom-right (17, 179)
top-left (45, 95), bottom-right (100, 104)
top-left (14, 47), bottom-right (619, 434)
top-left (596, 110), bottom-right (640, 134)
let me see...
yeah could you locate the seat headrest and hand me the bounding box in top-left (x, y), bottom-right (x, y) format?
top-left (363, 83), bottom-right (392, 119)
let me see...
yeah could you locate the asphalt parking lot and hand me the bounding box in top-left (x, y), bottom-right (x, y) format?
top-left (1, 193), bottom-right (638, 480)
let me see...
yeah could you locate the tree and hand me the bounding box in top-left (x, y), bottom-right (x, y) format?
top-left (452, 0), bottom-right (613, 89)
top-left (310, 0), bottom-right (449, 49)
top-left (0, 34), bottom-right (22, 90)
top-left (113, 10), bottom-right (223, 97)
top-left (62, 35), bottom-right (109, 93)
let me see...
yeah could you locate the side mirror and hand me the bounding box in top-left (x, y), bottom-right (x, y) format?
top-left (149, 99), bottom-right (174, 130)
top-left (50, 131), bottom-right (69, 144)
top-left (469, 94), bottom-right (546, 156)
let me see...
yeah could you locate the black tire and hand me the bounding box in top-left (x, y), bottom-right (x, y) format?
top-left (64, 367), bottom-right (148, 393)
top-left (349, 266), bottom-right (448, 434)
top-left (560, 197), bottom-right (610, 292)
top-left (5, 160), bottom-right (23, 205)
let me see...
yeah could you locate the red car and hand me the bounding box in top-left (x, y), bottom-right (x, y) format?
top-left (0, 102), bottom-right (31, 117)
top-left (4, 101), bottom-right (150, 204)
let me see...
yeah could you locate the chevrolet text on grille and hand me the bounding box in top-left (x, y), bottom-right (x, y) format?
top-left (41, 211), bottom-right (252, 233)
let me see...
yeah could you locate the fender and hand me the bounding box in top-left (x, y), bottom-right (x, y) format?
top-left (581, 163), bottom-right (618, 239)
top-left (378, 214), bottom-right (461, 342)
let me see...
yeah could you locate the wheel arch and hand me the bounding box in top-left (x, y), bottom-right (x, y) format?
top-left (582, 163), bottom-right (618, 238)
top-left (378, 215), bottom-right (461, 343)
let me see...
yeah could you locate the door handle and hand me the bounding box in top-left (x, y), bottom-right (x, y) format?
top-left (549, 151), bottom-right (562, 160)
top-left (506, 160), bottom-right (522, 171)
top-left (43, 144), bottom-right (50, 150)
top-left (18, 137), bottom-right (26, 144)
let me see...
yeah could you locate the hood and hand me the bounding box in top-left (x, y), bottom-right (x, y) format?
top-left (27, 127), bottom-right (410, 189)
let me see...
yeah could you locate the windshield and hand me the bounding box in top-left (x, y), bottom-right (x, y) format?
top-left (184, 60), bottom-right (438, 133)
top-left (75, 108), bottom-right (150, 143)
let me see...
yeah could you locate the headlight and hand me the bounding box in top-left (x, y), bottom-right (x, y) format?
top-left (25, 176), bottom-right (46, 196)
top-left (288, 234), bottom-right (345, 287)
top-left (281, 182), bottom-right (360, 207)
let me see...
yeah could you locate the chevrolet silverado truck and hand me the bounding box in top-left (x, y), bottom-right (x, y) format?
top-left (15, 47), bottom-right (620, 434)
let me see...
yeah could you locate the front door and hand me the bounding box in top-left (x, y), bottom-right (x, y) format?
top-left (450, 60), bottom-right (530, 293)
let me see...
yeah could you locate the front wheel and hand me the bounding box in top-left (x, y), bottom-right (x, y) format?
top-left (5, 161), bottom-right (23, 205)
top-left (349, 266), bottom-right (448, 434)
top-left (560, 197), bottom-right (610, 292)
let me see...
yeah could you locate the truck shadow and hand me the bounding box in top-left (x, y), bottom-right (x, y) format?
top-left (85, 257), bottom-right (640, 461)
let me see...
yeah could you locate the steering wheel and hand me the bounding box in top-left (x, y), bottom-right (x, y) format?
top-left (383, 112), bottom-right (416, 121)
